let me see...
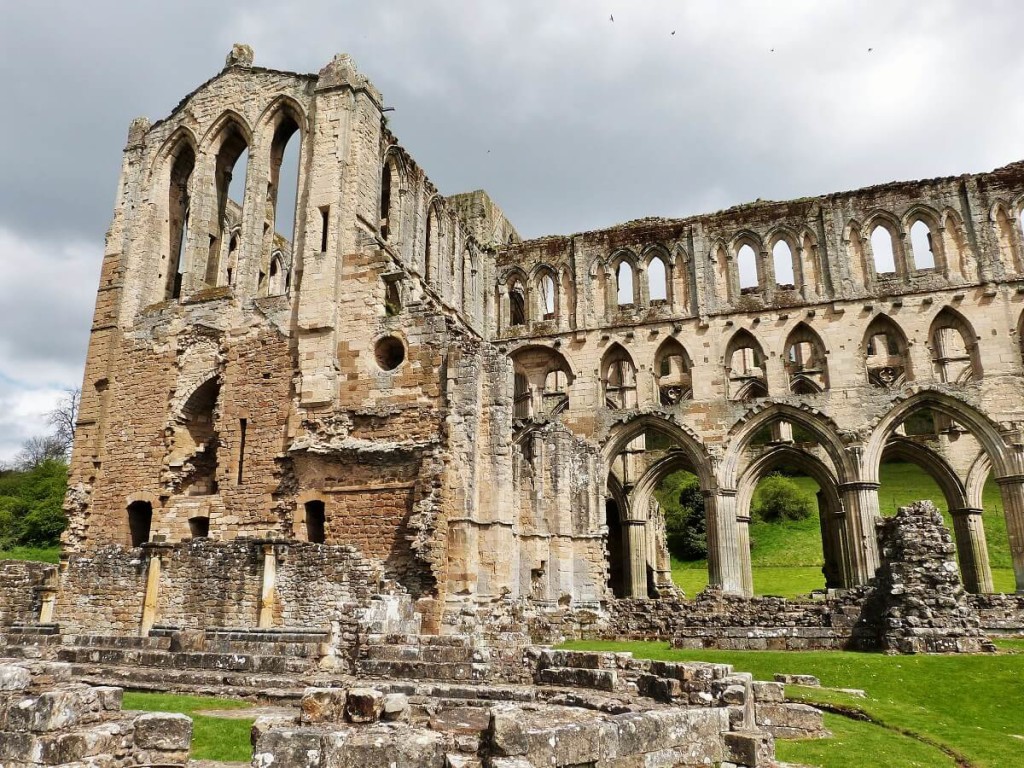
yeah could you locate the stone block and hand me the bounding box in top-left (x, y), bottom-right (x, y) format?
top-left (300, 687), bottom-right (348, 724)
top-left (381, 692), bottom-right (410, 721)
top-left (755, 702), bottom-right (828, 739)
top-left (751, 681), bottom-right (784, 703)
top-left (773, 673), bottom-right (820, 687)
top-left (345, 687), bottom-right (384, 723)
top-left (133, 712), bottom-right (193, 750)
top-left (254, 727), bottom-right (324, 768)
top-left (321, 725), bottom-right (446, 767)
top-left (722, 729), bottom-right (774, 766)
top-left (0, 664), bottom-right (32, 691)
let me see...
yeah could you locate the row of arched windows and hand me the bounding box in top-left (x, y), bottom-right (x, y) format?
top-left (511, 307), bottom-right (982, 421)
top-left (162, 104), bottom-right (301, 303)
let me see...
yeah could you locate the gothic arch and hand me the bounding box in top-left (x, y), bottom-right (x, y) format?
top-left (863, 390), bottom-right (1013, 481)
top-left (600, 343), bottom-right (637, 410)
top-left (863, 313), bottom-right (912, 388)
top-left (928, 306), bottom-right (981, 383)
top-left (724, 328), bottom-right (767, 401)
top-left (654, 337), bottom-right (693, 405)
top-left (784, 322), bottom-right (829, 393)
top-left (199, 109), bottom-right (254, 152)
top-left (881, 437), bottom-right (969, 511)
top-left (721, 402), bottom-right (853, 490)
top-left (602, 413), bottom-right (714, 490)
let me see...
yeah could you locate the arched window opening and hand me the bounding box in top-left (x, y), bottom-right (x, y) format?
top-left (864, 315), bottom-right (911, 388)
top-left (930, 310), bottom-right (979, 384)
top-left (785, 324), bottom-right (829, 394)
top-left (726, 331), bottom-right (767, 401)
top-left (304, 500), bottom-right (325, 544)
top-left (616, 261), bottom-right (634, 306)
top-left (605, 497), bottom-right (625, 598)
top-left (870, 225), bottom-right (897, 275)
top-left (188, 515), bottom-right (210, 539)
top-left (513, 372), bottom-right (531, 420)
top-left (267, 114), bottom-right (301, 254)
top-left (655, 339), bottom-right (693, 405)
top-left (541, 274), bottom-right (556, 319)
top-left (602, 346), bottom-right (637, 409)
top-left (268, 253), bottom-right (286, 296)
top-left (737, 244), bottom-right (759, 292)
top-left (542, 369), bottom-right (570, 415)
top-left (509, 280), bottom-right (527, 326)
top-left (772, 241), bottom-right (795, 288)
top-left (380, 159), bottom-right (393, 239)
top-left (173, 378), bottom-right (221, 496)
top-left (648, 256), bottom-right (667, 302)
top-left (127, 501), bottom-right (152, 548)
top-left (166, 144), bottom-right (195, 300)
top-left (425, 205), bottom-right (438, 283)
top-left (713, 245), bottom-right (730, 301)
top-left (910, 220), bottom-right (936, 270)
top-left (208, 129), bottom-right (249, 287)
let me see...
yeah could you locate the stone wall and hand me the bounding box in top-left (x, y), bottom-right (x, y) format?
top-left (55, 539), bottom-right (396, 634)
top-left (0, 561), bottom-right (55, 626)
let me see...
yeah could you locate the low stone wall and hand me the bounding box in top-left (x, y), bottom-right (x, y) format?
top-left (55, 539), bottom-right (394, 634)
top-left (0, 658), bottom-right (191, 767)
top-left (970, 593), bottom-right (1024, 635)
top-left (0, 560), bottom-right (55, 626)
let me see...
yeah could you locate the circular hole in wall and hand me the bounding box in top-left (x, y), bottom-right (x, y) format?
top-left (375, 335), bottom-right (406, 372)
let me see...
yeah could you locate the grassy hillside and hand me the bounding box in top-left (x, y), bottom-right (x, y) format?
top-left (672, 462), bottom-right (1016, 596)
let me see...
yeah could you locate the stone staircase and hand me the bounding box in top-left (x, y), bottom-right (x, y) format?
top-left (0, 624), bottom-right (331, 700)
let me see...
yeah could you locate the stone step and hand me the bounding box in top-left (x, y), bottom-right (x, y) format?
top-left (152, 626), bottom-right (329, 645)
top-left (0, 632), bottom-right (63, 647)
top-left (359, 644), bottom-right (489, 664)
top-left (9, 623), bottom-right (60, 635)
top-left (368, 633), bottom-right (477, 648)
top-left (536, 666), bottom-right (618, 692)
top-left (56, 646), bottom-right (313, 675)
top-left (72, 663), bottom-right (308, 701)
top-left (67, 633), bottom-right (173, 651)
top-left (356, 659), bottom-right (491, 683)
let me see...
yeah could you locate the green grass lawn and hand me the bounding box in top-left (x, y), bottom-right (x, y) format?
top-left (0, 545), bottom-right (60, 563)
top-left (122, 692), bottom-right (255, 762)
top-left (671, 462), bottom-right (1017, 597)
top-left (561, 639), bottom-right (1024, 768)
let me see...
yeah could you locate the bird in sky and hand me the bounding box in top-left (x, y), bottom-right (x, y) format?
top-left (609, 14), bottom-right (614, 22)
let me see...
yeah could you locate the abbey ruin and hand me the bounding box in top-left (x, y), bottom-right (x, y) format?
top-left (2, 44), bottom-right (1024, 768)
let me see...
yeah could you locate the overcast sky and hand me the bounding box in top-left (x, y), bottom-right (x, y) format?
top-left (2, 0), bottom-right (1024, 461)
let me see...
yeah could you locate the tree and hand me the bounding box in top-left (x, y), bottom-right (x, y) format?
top-left (14, 435), bottom-right (67, 471)
top-left (47, 386), bottom-right (80, 460)
top-left (655, 470), bottom-right (707, 560)
top-left (753, 473), bottom-right (814, 522)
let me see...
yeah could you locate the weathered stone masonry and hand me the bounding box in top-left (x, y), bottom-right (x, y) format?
top-left (53, 44), bottom-right (1024, 639)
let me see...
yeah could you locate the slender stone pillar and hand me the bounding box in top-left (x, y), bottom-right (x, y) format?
top-left (736, 512), bottom-right (754, 597)
top-left (622, 520), bottom-right (649, 598)
top-left (995, 476), bottom-right (1024, 593)
top-left (258, 543), bottom-right (278, 628)
top-left (703, 489), bottom-right (744, 595)
top-left (950, 508), bottom-right (993, 594)
top-left (140, 548), bottom-right (163, 636)
top-left (838, 482), bottom-right (882, 585)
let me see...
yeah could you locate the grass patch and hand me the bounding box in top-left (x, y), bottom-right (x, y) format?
top-left (122, 692), bottom-right (254, 762)
top-left (777, 712), bottom-right (955, 768)
top-left (560, 640), bottom-right (1024, 768)
top-left (670, 463), bottom-right (1016, 597)
top-left (0, 545), bottom-right (60, 563)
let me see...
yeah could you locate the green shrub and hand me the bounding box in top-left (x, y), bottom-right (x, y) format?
top-left (0, 460), bottom-right (67, 548)
top-left (753, 473), bottom-right (814, 522)
top-left (655, 471), bottom-right (706, 560)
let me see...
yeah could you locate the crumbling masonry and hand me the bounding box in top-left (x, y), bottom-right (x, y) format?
top-left (52, 44), bottom-right (1024, 641)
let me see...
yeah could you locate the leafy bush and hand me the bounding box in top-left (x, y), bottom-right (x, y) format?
top-left (753, 473), bottom-right (814, 522)
top-left (0, 459), bottom-right (67, 548)
top-left (655, 470), bottom-right (706, 560)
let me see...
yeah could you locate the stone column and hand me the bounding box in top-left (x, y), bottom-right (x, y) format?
top-left (703, 489), bottom-right (745, 595)
top-left (140, 546), bottom-right (165, 637)
top-left (950, 508), bottom-right (994, 594)
top-left (258, 543), bottom-right (278, 628)
top-left (736, 511), bottom-right (754, 597)
top-left (838, 482), bottom-right (882, 585)
top-left (622, 519), bottom-right (649, 598)
top-left (996, 476), bottom-right (1024, 593)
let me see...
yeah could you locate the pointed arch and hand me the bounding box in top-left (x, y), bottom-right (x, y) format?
top-left (941, 208), bottom-right (973, 280)
top-left (203, 113), bottom-right (252, 288)
top-left (654, 337), bottom-right (693, 405)
top-left (800, 229), bottom-right (824, 297)
top-left (992, 201), bottom-right (1020, 274)
top-left (163, 135), bottom-right (197, 300)
top-left (603, 413), bottom-right (714, 490)
top-left (929, 306), bottom-right (981, 383)
top-left (610, 250), bottom-right (638, 306)
top-left (863, 313), bottom-right (912, 388)
top-left (712, 241), bottom-right (731, 303)
top-left (845, 220), bottom-right (870, 287)
top-left (424, 197), bottom-right (443, 285)
top-left (510, 344), bottom-right (574, 420)
top-left (784, 322), bottom-right (829, 393)
top-left (647, 254), bottom-right (668, 302)
top-left (725, 329), bottom-right (767, 401)
top-left (601, 343), bottom-right (637, 410)
top-left (503, 267), bottom-right (529, 328)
